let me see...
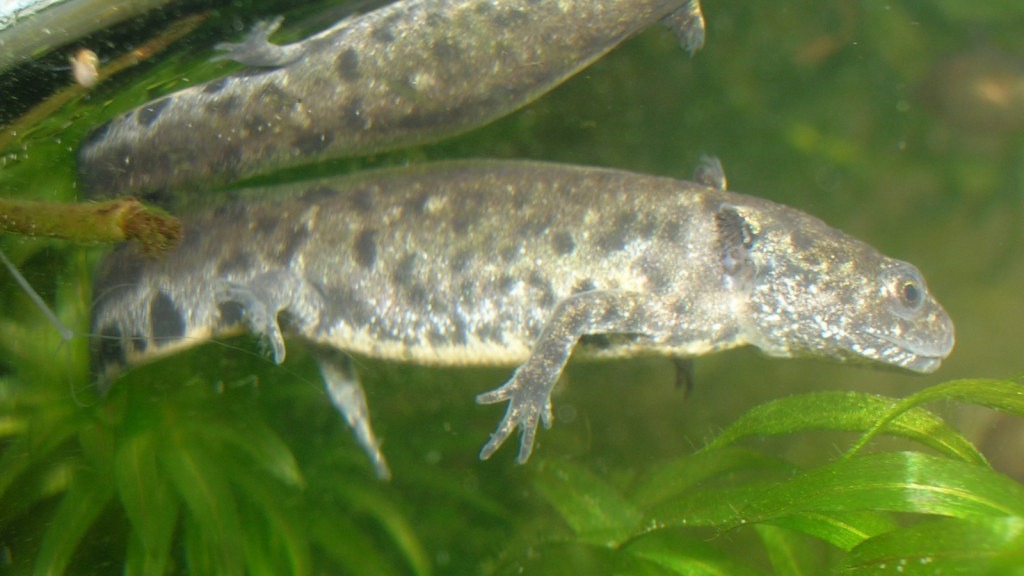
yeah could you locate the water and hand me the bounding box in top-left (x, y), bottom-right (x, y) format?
top-left (1, 0), bottom-right (1023, 574)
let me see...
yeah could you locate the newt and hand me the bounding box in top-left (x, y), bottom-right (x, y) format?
top-left (77, 0), bottom-right (705, 199)
top-left (89, 159), bottom-right (954, 479)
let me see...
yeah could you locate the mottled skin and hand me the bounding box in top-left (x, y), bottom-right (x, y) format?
top-left (90, 160), bottom-right (954, 476)
top-left (77, 0), bottom-right (704, 199)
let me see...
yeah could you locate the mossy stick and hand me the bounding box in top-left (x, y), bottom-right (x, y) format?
top-left (0, 197), bottom-right (182, 254)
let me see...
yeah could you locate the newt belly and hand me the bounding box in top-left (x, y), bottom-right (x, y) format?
top-left (89, 159), bottom-right (954, 479)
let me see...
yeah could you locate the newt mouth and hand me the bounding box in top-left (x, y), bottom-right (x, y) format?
top-left (860, 326), bottom-right (955, 374)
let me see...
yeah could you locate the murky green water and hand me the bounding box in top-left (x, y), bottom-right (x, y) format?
top-left (2, 0), bottom-right (1024, 574)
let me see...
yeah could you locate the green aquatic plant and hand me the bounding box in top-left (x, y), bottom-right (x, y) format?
top-left (504, 379), bottom-right (1024, 575)
top-left (0, 250), bottom-right (432, 575)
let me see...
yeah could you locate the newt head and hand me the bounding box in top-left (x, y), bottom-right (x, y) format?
top-left (720, 200), bottom-right (954, 374)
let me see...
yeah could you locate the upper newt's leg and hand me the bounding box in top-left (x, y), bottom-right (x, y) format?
top-left (476, 290), bottom-right (672, 463)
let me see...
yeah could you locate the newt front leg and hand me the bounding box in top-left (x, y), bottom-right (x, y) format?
top-left (476, 290), bottom-right (672, 463)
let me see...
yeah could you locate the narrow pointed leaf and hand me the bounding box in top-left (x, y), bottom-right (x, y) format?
top-left (159, 432), bottom-right (245, 576)
top-left (329, 482), bottom-right (433, 576)
top-left (849, 378), bottom-right (1024, 457)
top-left (226, 459), bottom-right (310, 576)
top-left (534, 459), bottom-right (642, 547)
top-left (840, 517), bottom-right (1024, 575)
top-left (183, 418), bottom-right (305, 488)
top-left (114, 432), bottom-right (179, 576)
top-left (307, 503), bottom-right (403, 576)
top-left (702, 392), bottom-right (986, 466)
top-left (648, 452), bottom-right (1024, 534)
top-left (625, 528), bottom-right (768, 575)
top-left (764, 510), bottom-right (897, 551)
top-left (630, 448), bottom-right (795, 508)
top-left (31, 469), bottom-right (115, 576)
top-left (755, 524), bottom-right (821, 576)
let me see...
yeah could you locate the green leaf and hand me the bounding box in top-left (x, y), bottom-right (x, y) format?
top-left (115, 432), bottom-right (180, 576)
top-left (159, 432), bottom-right (245, 576)
top-left (624, 528), bottom-right (768, 576)
top-left (307, 502), bottom-right (403, 576)
top-left (226, 459), bottom-right (310, 576)
top-left (702, 391), bottom-right (986, 466)
top-left (754, 524), bottom-right (818, 576)
top-left (848, 379), bottom-right (1024, 457)
top-left (648, 452), bottom-right (1024, 534)
top-left (328, 482), bottom-right (433, 576)
top-left (494, 541), bottom-right (676, 576)
top-left (840, 517), bottom-right (1024, 574)
top-left (533, 459), bottom-right (642, 547)
top-left (31, 468), bottom-right (115, 576)
top-left (764, 510), bottom-right (897, 551)
top-left (630, 448), bottom-right (795, 509)
top-left (182, 417), bottom-right (305, 488)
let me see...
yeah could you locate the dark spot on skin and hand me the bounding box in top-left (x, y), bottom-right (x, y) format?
top-left (551, 231), bottom-right (575, 256)
top-left (301, 186), bottom-right (340, 204)
top-left (325, 285), bottom-right (373, 328)
top-left (137, 98), bottom-right (171, 127)
top-left (216, 252), bottom-right (255, 276)
top-left (407, 283), bottom-right (429, 307)
top-left (97, 323), bottom-right (125, 367)
top-left (527, 271), bottom-right (556, 308)
top-left (336, 48), bottom-right (360, 80)
top-left (497, 274), bottom-right (518, 293)
top-left (449, 251), bottom-right (472, 274)
top-left (202, 77), bottom-right (228, 94)
top-left (597, 212), bottom-right (637, 252)
top-left (573, 278), bottom-right (598, 294)
top-left (500, 243), bottom-right (521, 263)
top-left (638, 217), bottom-right (660, 239)
top-left (149, 292), bottom-right (185, 342)
top-left (474, 1), bottom-right (493, 14)
top-left (431, 39), bottom-right (458, 60)
top-left (404, 192), bottom-right (430, 216)
top-left (579, 334), bottom-right (613, 349)
top-left (245, 113), bottom-right (268, 134)
top-left (371, 25), bottom-right (395, 43)
top-left (451, 212), bottom-right (473, 234)
top-left (672, 298), bottom-right (692, 317)
top-left (354, 229), bottom-right (377, 270)
top-left (475, 322), bottom-right (501, 343)
top-left (393, 252), bottom-right (418, 286)
top-left (494, 7), bottom-right (528, 27)
top-left (348, 188), bottom-right (373, 212)
top-left (660, 220), bottom-right (683, 243)
top-left (218, 301), bottom-right (245, 327)
top-left (600, 307), bottom-right (624, 324)
top-left (204, 95), bottom-right (239, 116)
top-left (275, 227), bottom-right (309, 265)
top-left (292, 131), bottom-right (334, 155)
top-left (129, 335), bottom-right (147, 354)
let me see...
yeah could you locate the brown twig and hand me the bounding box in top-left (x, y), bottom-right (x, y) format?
top-left (0, 197), bottom-right (182, 254)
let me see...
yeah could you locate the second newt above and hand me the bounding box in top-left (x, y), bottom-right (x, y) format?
top-left (89, 159), bottom-right (955, 479)
top-left (77, 0), bottom-right (705, 198)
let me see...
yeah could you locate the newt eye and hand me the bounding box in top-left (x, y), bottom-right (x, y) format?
top-left (880, 263), bottom-right (927, 318)
top-left (901, 282), bottom-right (922, 308)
